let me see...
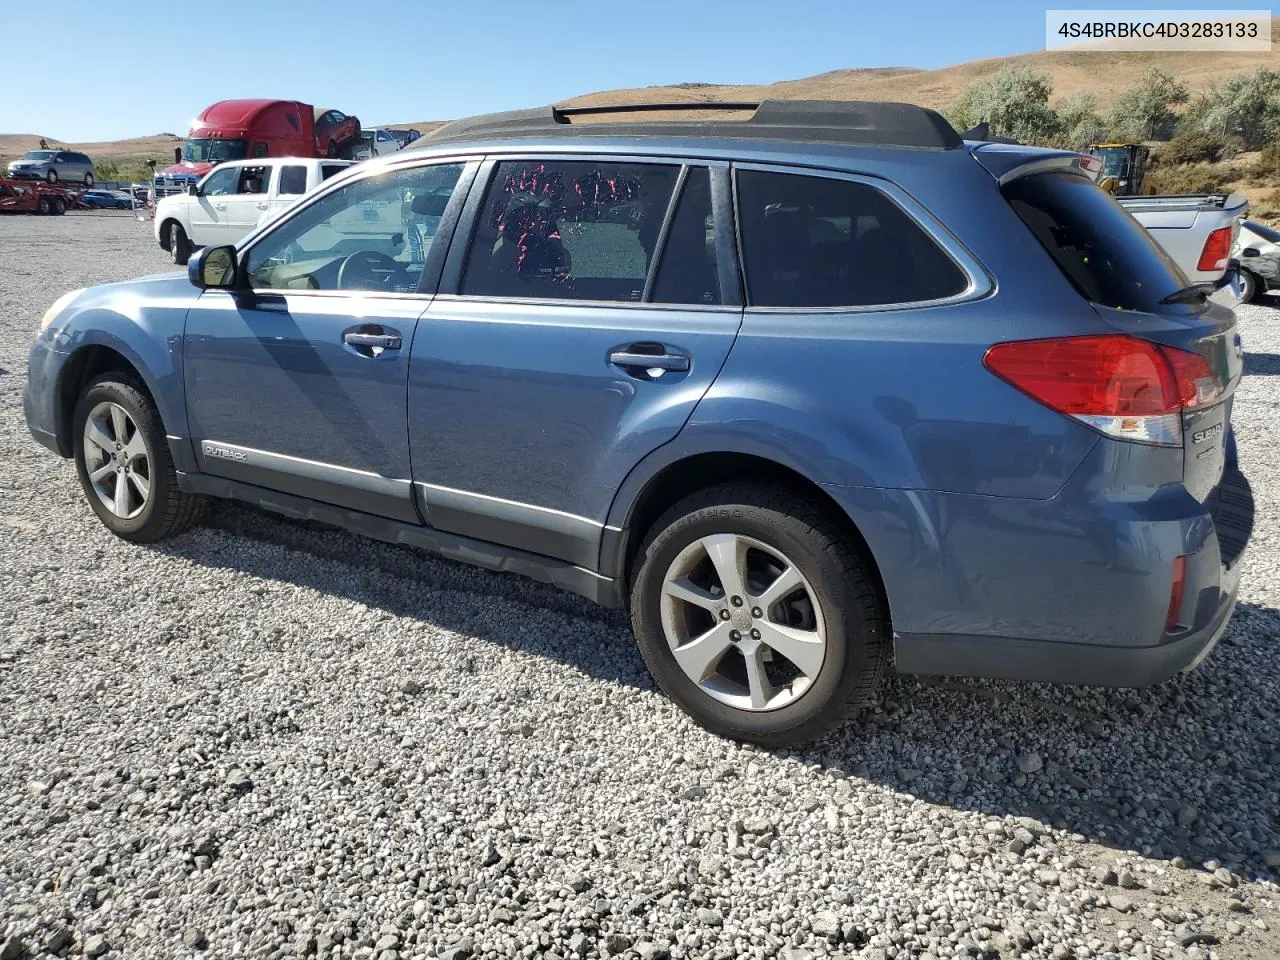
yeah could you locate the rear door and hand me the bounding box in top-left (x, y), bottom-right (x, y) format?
top-left (408, 156), bottom-right (742, 566)
top-left (270, 163), bottom-right (309, 220)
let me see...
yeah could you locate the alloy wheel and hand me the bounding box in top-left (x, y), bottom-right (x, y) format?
top-left (82, 401), bottom-right (151, 519)
top-left (659, 533), bottom-right (827, 711)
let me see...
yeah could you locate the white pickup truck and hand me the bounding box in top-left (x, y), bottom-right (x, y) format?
top-left (155, 157), bottom-right (355, 265)
top-left (1118, 193), bottom-right (1248, 285)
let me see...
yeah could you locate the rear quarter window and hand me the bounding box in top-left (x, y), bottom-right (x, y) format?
top-left (735, 170), bottom-right (969, 308)
top-left (1003, 172), bottom-right (1187, 313)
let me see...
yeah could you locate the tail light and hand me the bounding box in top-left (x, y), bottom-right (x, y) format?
top-left (1166, 555), bottom-right (1187, 632)
top-left (984, 334), bottom-right (1223, 446)
top-left (1197, 226), bottom-right (1233, 272)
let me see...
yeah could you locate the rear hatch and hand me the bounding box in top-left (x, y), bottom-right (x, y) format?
top-left (990, 162), bottom-right (1242, 503)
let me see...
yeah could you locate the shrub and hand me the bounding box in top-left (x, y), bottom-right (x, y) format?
top-left (1244, 145), bottom-right (1280, 181)
top-left (1156, 131), bottom-right (1233, 166)
top-left (1106, 68), bottom-right (1189, 141)
top-left (946, 64), bottom-right (1062, 144)
top-left (1149, 162), bottom-right (1232, 195)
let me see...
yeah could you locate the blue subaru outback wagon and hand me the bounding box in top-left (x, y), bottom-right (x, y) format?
top-left (24, 101), bottom-right (1252, 744)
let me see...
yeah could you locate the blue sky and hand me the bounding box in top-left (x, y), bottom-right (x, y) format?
top-left (2, 0), bottom-right (1233, 141)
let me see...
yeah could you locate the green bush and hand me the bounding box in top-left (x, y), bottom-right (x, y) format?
top-left (1244, 145), bottom-right (1280, 181)
top-left (1155, 131), bottom-right (1233, 166)
top-left (1151, 162), bottom-right (1232, 195)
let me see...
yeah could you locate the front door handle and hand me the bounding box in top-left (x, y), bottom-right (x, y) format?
top-left (344, 332), bottom-right (402, 350)
top-left (608, 348), bottom-right (690, 373)
top-left (255, 202), bottom-right (268, 210)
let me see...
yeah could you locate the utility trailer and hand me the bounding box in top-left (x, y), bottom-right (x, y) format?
top-left (0, 177), bottom-right (85, 215)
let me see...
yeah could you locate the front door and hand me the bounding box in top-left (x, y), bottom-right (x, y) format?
top-left (183, 159), bottom-right (472, 523)
top-left (189, 165), bottom-right (239, 245)
top-left (409, 158), bottom-right (742, 567)
top-left (219, 164), bottom-right (272, 240)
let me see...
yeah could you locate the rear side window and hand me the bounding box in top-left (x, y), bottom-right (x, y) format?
top-left (462, 160), bottom-right (679, 302)
top-left (651, 167), bottom-right (720, 305)
top-left (736, 170), bottom-right (969, 308)
top-left (320, 163), bottom-right (348, 181)
top-left (1003, 172), bottom-right (1186, 313)
top-left (278, 165), bottom-right (307, 195)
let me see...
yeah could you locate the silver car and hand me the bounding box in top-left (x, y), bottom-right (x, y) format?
top-left (7, 149), bottom-right (95, 186)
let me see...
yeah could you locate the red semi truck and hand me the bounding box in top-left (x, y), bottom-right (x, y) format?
top-left (156, 100), bottom-right (361, 187)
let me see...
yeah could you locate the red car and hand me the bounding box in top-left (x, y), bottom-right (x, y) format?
top-left (313, 108), bottom-right (361, 159)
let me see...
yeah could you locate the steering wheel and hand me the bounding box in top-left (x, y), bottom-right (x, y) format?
top-left (336, 250), bottom-right (401, 290)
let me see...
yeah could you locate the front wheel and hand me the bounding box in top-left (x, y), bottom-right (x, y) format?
top-left (46, 169), bottom-right (58, 183)
top-left (630, 483), bottom-right (889, 745)
top-left (84, 172), bottom-right (94, 187)
top-left (72, 375), bottom-right (206, 542)
top-left (326, 139), bottom-right (338, 158)
top-left (37, 197), bottom-right (51, 214)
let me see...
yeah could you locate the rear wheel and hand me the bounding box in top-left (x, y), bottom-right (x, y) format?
top-left (168, 222), bottom-right (191, 265)
top-left (46, 169), bottom-right (58, 183)
top-left (630, 483), bottom-right (889, 745)
top-left (84, 172), bottom-right (94, 187)
top-left (326, 139), bottom-right (338, 158)
top-left (51, 197), bottom-right (66, 215)
top-left (1238, 268), bottom-right (1260, 304)
top-left (72, 375), bottom-right (206, 542)
top-left (37, 197), bottom-right (51, 214)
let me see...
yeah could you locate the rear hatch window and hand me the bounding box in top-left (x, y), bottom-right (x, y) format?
top-left (1003, 172), bottom-right (1188, 313)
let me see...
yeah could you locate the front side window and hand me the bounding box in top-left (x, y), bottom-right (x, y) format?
top-left (462, 160), bottom-right (679, 302)
top-left (736, 170), bottom-right (969, 308)
top-left (22, 150), bottom-right (56, 161)
top-left (278, 165), bottom-right (307, 195)
top-left (200, 167), bottom-right (239, 197)
top-left (244, 162), bottom-right (464, 293)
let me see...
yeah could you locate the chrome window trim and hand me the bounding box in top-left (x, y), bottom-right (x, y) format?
top-left (427, 292), bottom-right (740, 314)
top-left (731, 160), bottom-right (994, 314)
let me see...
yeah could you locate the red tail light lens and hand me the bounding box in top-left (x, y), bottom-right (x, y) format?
top-left (984, 335), bottom-right (1223, 445)
top-left (1197, 226), bottom-right (1233, 272)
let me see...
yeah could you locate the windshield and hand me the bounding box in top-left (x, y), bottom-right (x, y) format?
top-left (1092, 147), bottom-right (1130, 179)
top-left (1245, 220), bottom-right (1280, 244)
top-left (182, 139), bottom-right (248, 163)
top-left (21, 150), bottom-right (58, 161)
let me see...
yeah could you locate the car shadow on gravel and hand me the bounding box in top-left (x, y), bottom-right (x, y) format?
top-left (805, 600), bottom-right (1280, 876)
top-left (160, 502), bottom-right (1278, 875)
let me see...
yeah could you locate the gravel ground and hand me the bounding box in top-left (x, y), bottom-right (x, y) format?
top-left (0, 213), bottom-right (1278, 960)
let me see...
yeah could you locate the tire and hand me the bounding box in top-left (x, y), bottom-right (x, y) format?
top-left (46, 169), bottom-right (58, 183)
top-left (37, 197), bottom-right (50, 215)
top-left (84, 172), bottom-right (94, 187)
top-left (630, 483), bottom-right (889, 745)
top-left (72, 374), bottom-right (206, 543)
top-left (51, 197), bottom-right (65, 216)
top-left (1238, 268), bottom-right (1260, 304)
top-left (168, 221), bottom-right (191, 265)
top-left (326, 139), bottom-right (338, 158)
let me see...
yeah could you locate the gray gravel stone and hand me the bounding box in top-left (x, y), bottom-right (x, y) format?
top-left (1, 222), bottom-right (1279, 960)
top-left (0, 938), bottom-right (27, 960)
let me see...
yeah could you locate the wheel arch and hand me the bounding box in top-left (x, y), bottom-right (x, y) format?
top-left (55, 344), bottom-right (166, 458)
top-left (604, 449), bottom-right (890, 624)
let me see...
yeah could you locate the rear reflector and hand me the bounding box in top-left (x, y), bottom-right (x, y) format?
top-left (1197, 226), bottom-right (1233, 272)
top-left (1166, 555), bottom-right (1187, 632)
top-left (983, 334), bottom-right (1223, 446)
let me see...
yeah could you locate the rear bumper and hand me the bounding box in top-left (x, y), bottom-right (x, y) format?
top-left (829, 463), bottom-right (1254, 688)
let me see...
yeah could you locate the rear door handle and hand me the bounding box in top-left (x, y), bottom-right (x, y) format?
top-left (608, 349), bottom-right (690, 372)
top-left (344, 332), bottom-right (402, 350)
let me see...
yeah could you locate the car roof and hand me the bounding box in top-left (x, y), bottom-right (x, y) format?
top-left (408, 100), bottom-right (963, 154)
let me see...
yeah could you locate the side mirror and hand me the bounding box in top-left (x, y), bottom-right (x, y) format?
top-left (189, 245), bottom-right (240, 290)
top-left (187, 183), bottom-right (199, 197)
top-left (1243, 246), bottom-right (1261, 258)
